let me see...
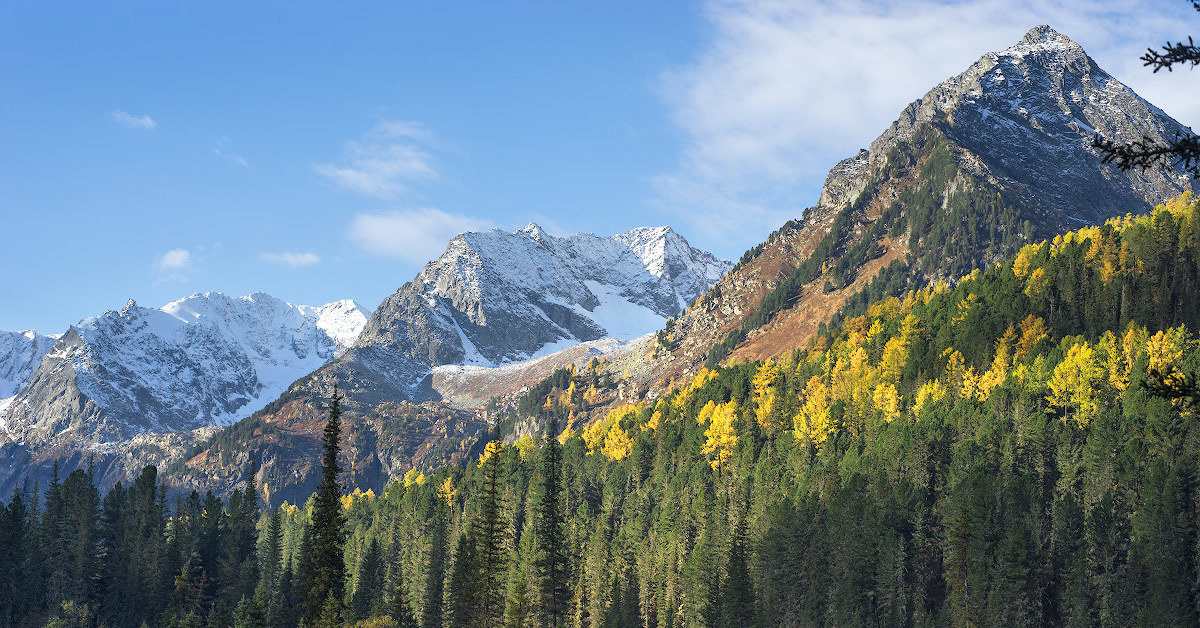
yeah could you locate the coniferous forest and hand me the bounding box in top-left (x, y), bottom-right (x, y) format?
top-left (7, 193), bottom-right (1200, 627)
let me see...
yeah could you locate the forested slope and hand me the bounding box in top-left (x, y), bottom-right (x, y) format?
top-left (5, 193), bottom-right (1200, 628)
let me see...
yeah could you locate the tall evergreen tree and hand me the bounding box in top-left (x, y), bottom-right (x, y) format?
top-left (420, 488), bottom-right (449, 628)
top-left (474, 425), bottom-right (509, 627)
top-left (0, 484), bottom-right (29, 628)
top-left (351, 537), bottom-right (385, 620)
top-left (719, 518), bottom-right (755, 628)
top-left (300, 386), bottom-right (348, 625)
top-left (531, 418), bottom-right (569, 628)
top-left (445, 530), bottom-right (478, 628)
top-left (258, 509), bottom-right (283, 628)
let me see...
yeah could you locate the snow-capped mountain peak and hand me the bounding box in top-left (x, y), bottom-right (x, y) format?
top-left (0, 329), bottom-right (59, 399)
top-left (0, 291), bottom-right (369, 450)
top-left (331, 224), bottom-right (731, 404)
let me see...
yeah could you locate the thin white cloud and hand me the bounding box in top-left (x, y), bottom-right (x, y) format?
top-left (261, 251), bottom-right (320, 268)
top-left (658, 0), bottom-right (1200, 249)
top-left (316, 120), bottom-right (440, 198)
top-left (154, 248), bottom-right (192, 282)
top-left (348, 209), bottom-right (493, 264)
top-left (112, 110), bottom-right (157, 130)
top-left (212, 138), bottom-right (249, 167)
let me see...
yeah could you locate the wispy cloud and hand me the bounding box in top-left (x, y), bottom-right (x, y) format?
top-left (111, 110), bottom-right (157, 130)
top-left (657, 0), bottom-right (1200, 249)
top-left (316, 120), bottom-right (440, 198)
top-left (212, 138), bottom-right (249, 168)
top-left (261, 251), bottom-right (320, 268)
top-left (348, 208), bottom-right (493, 264)
top-left (154, 248), bottom-right (192, 282)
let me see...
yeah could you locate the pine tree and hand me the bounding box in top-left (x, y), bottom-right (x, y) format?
top-left (420, 488), bottom-right (448, 628)
top-left (474, 425), bottom-right (508, 627)
top-left (0, 484), bottom-right (29, 628)
top-left (352, 537), bottom-right (385, 620)
top-left (719, 519), bottom-right (755, 627)
top-left (445, 530), bottom-right (477, 628)
top-left (301, 386), bottom-right (348, 625)
top-left (531, 418), bottom-right (568, 628)
top-left (259, 509), bottom-right (283, 628)
top-left (388, 563), bottom-right (417, 628)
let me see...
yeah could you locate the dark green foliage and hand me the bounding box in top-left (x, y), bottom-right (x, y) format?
top-left (9, 201), bottom-right (1200, 628)
top-left (299, 387), bottom-right (349, 624)
top-left (531, 422), bottom-right (569, 628)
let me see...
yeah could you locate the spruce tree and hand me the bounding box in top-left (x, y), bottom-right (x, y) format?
top-left (301, 386), bottom-right (348, 625)
top-left (351, 537), bottom-right (385, 620)
top-left (719, 518), bottom-right (755, 627)
top-left (445, 530), bottom-right (477, 627)
top-left (531, 418), bottom-right (568, 628)
top-left (474, 425), bottom-right (508, 627)
top-left (420, 489), bottom-right (448, 628)
top-left (259, 509), bottom-right (283, 627)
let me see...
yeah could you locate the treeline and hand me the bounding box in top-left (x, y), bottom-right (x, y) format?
top-left (0, 463), bottom-right (261, 628)
top-left (5, 194), bottom-right (1200, 628)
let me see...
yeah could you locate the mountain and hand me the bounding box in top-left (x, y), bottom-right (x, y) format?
top-left (170, 225), bottom-right (730, 504)
top-left (311, 223), bottom-right (728, 408)
top-left (0, 292), bottom-right (369, 493)
top-left (638, 25), bottom-right (1196, 395)
top-left (0, 329), bottom-right (58, 401)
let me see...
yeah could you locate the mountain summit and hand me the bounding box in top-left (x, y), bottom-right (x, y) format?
top-left (648, 25), bottom-right (1196, 390)
top-left (832, 25), bottom-right (1193, 223)
top-left (335, 224), bottom-right (730, 403)
top-left (0, 292), bottom-right (369, 492)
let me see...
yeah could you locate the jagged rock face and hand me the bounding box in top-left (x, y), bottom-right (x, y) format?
top-left (0, 330), bottom-right (58, 399)
top-left (0, 292), bottom-right (369, 494)
top-left (642, 25), bottom-right (1197, 395)
top-left (868, 25), bottom-right (1192, 222)
top-left (335, 224), bottom-right (730, 405)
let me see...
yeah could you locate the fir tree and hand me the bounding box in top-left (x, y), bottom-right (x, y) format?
top-left (301, 386), bottom-right (348, 624)
top-left (474, 425), bottom-right (509, 627)
top-left (420, 489), bottom-right (448, 628)
top-left (531, 418), bottom-right (569, 628)
top-left (352, 537), bottom-right (385, 620)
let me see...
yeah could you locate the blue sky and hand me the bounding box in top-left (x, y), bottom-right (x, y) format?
top-left (3, 1), bottom-right (1198, 333)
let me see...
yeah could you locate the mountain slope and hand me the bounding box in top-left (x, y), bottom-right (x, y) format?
top-left (638, 25), bottom-right (1196, 398)
top-left (0, 329), bottom-right (58, 400)
top-left (172, 225), bottom-right (730, 505)
top-left (0, 292), bottom-right (369, 493)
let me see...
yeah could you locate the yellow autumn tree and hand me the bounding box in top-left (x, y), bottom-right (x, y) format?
top-left (974, 326), bottom-right (1015, 401)
top-left (701, 401), bottom-right (739, 470)
top-left (1016, 315), bottom-right (1049, 361)
top-left (1146, 327), bottom-right (1187, 374)
top-left (1024, 267), bottom-right (1049, 298)
top-left (1047, 342), bottom-right (1105, 428)
top-left (477, 440), bottom-right (504, 467)
top-left (872, 383), bottom-right (901, 423)
top-left (911, 380), bottom-right (947, 418)
top-left (794, 375), bottom-right (835, 451)
top-left (601, 423), bottom-right (633, 461)
top-left (752, 359), bottom-right (781, 431)
top-left (1012, 242), bottom-right (1044, 278)
top-left (403, 468), bottom-right (427, 487)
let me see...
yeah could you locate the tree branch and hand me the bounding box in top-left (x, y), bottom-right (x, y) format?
top-left (1093, 132), bottom-right (1200, 179)
top-left (1142, 36), bottom-right (1200, 72)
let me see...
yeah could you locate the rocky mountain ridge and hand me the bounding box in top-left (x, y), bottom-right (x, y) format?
top-left (0, 292), bottom-right (369, 494)
top-left (630, 25), bottom-right (1195, 401)
top-left (170, 224), bottom-right (730, 505)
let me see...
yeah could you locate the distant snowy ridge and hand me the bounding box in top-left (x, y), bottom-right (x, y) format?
top-left (0, 329), bottom-right (59, 399)
top-left (402, 223), bottom-right (728, 363)
top-left (314, 223), bottom-right (730, 406)
top-left (1, 291), bottom-right (370, 449)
